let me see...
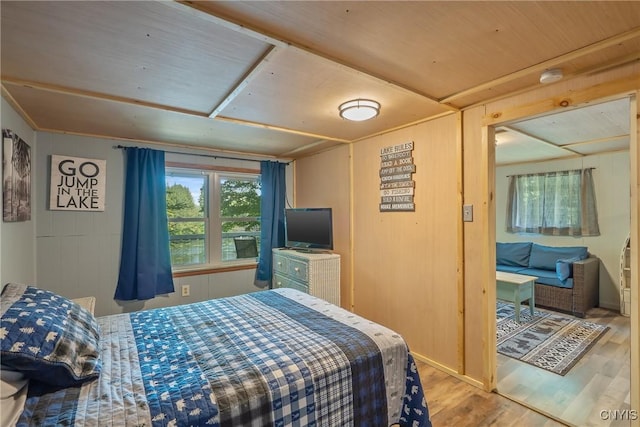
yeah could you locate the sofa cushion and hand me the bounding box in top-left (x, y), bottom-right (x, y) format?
top-left (496, 242), bottom-right (533, 267)
top-left (517, 268), bottom-right (574, 289)
top-left (528, 244), bottom-right (588, 270)
top-left (496, 264), bottom-right (527, 273)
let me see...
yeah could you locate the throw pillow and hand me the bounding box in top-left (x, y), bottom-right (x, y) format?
top-left (0, 283), bottom-right (101, 387)
top-left (556, 256), bottom-right (582, 282)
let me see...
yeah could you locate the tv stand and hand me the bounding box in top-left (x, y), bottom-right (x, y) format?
top-left (272, 249), bottom-right (340, 305)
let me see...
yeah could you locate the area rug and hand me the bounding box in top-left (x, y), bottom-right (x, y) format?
top-left (496, 302), bottom-right (609, 376)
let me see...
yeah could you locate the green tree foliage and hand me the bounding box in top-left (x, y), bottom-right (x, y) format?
top-left (166, 183), bottom-right (204, 236)
top-left (165, 177), bottom-right (261, 265)
top-left (220, 179), bottom-right (260, 232)
top-left (166, 184), bottom-right (197, 216)
top-left (166, 183), bottom-right (206, 265)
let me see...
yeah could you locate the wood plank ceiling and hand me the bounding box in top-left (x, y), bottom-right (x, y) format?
top-left (1, 1), bottom-right (639, 160)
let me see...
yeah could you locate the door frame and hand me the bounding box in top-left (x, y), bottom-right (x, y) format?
top-left (480, 87), bottom-right (639, 423)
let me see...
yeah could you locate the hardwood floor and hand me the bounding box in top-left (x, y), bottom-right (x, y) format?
top-left (417, 360), bottom-right (566, 426)
top-left (497, 307), bottom-right (631, 427)
top-left (416, 307), bottom-right (630, 426)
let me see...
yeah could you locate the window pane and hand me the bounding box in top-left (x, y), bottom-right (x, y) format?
top-left (165, 169), bottom-right (262, 267)
top-left (166, 172), bottom-right (208, 266)
top-left (220, 176), bottom-right (261, 262)
top-left (168, 221), bottom-right (206, 265)
top-left (220, 177), bottom-right (261, 218)
top-left (166, 174), bottom-right (206, 218)
top-left (222, 220), bottom-right (261, 261)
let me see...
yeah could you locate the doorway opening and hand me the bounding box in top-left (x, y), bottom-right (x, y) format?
top-left (491, 96), bottom-right (634, 426)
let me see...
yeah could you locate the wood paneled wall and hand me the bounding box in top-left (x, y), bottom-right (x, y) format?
top-left (351, 116), bottom-right (461, 368)
top-left (293, 144), bottom-right (352, 309)
top-left (297, 115), bottom-right (463, 369)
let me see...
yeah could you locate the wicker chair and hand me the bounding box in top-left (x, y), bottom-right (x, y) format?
top-left (533, 256), bottom-right (599, 318)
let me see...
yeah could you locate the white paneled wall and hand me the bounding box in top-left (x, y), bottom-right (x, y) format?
top-left (33, 132), bottom-right (287, 317)
top-left (1, 97), bottom-right (37, 286)
top-left (35, 133), bottom-right (123, 316)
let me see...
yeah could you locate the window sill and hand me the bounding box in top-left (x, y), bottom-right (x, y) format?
top-left (172, 262), bottom-right (258, 278)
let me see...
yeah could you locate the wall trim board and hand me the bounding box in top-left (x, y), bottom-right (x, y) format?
top-left (166, 161), bottom-right (258, 174)
top-left (630, 92), bottom-right (639, 427)
top-left (350, 111), bottom-right (457, 144)
top-left (349, 143), bottom-right (355, 312)
top-left (172, 263), bottom-right (257, 278)
top-left (455, 112), bottom-right (465, 375)
top-left (411, 351), bottom-right (484, 390)
top-left (482, 74), bottom-right (640, 127)
top-left (482, 124), bottom-right (497, 393)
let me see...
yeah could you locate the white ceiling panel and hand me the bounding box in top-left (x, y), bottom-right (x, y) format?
top-left (496, 97), bottom-right (631, 165)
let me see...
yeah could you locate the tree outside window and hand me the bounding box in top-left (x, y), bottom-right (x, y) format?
top-left (166, 168), bottom-right (261, 268)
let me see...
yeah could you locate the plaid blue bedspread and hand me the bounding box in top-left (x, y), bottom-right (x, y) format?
top-left (18, 289), bottom-right (431, 426)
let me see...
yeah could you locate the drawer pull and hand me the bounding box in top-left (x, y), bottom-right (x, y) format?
top-left (294, 267), bottom-right (299, 272)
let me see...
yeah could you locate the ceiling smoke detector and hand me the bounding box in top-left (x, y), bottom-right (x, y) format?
top-left (539, 68), bottom-right (563, 84)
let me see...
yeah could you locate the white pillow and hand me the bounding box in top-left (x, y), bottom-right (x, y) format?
top-left (1, 366), bottom-right (28, 427)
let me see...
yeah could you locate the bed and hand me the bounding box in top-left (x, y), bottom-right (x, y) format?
top-left (0, 283), bottom-right (431, 426)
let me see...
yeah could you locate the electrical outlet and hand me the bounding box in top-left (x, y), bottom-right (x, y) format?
top-left (181, 285), bottom-right (190, 297)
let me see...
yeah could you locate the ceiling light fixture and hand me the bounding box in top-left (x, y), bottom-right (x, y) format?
top-left (339, 98), bottom-right (380, 121)
top-left (539, 68), bottom-right (563, 84)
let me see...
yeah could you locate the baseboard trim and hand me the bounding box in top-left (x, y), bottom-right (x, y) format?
top-left (598, 301), bottom-right (621, 312)
top-left (410, 351), bottom-right (485, 389)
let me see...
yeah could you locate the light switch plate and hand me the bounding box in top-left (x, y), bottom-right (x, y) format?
top-left (463, 204), bottom-right (473, 222)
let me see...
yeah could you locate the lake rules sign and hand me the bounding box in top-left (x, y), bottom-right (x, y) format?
top-left (50, 155), bottom-right (106, 211)
top-left (379, 141), bottom-right (415, 211)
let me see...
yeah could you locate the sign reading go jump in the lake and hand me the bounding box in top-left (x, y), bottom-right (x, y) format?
top-left (50, 155), bottom-right (106, 211)
top-left (379, 141), bottom-right (415, 212)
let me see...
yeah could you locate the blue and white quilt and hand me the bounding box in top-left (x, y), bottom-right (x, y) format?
top-left (16, 288), bottom-right (431, 426)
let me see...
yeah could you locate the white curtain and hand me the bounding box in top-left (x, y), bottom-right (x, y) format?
top-left (506, 168), bottom-right (599, 236)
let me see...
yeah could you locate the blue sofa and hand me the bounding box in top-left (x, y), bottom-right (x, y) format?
top-left (496, 242), bottom-right (599, 317)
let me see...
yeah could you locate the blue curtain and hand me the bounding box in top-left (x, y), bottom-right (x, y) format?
top-left (255, 161), bottom-right (287, 288)
top-left (114, 148), bottom-right (175, 301)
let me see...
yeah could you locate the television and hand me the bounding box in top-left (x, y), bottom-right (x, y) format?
top-left (284, 208), bottom-right (333, 251)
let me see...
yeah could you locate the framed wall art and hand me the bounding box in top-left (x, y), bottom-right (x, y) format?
top-left (49, 154), bottom-right (106, 211)
top-left (2, 129), bottom-right (31, 222)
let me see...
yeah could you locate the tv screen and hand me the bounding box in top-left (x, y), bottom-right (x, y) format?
top-left (284, 208), bottom-right (333, 251)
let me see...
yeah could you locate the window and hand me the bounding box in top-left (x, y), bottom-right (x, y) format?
top-left (506, 168), bottom-right (599, 236)
top-left (166, 167), bottom-right (261, 269)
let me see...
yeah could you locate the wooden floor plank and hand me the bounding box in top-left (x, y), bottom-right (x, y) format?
top-left (417, 361), bottom-right (567, 426)
top-left (416, 307), bottom-right (629, 426)
top-left (496, 307), bottom-right (631, 427)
